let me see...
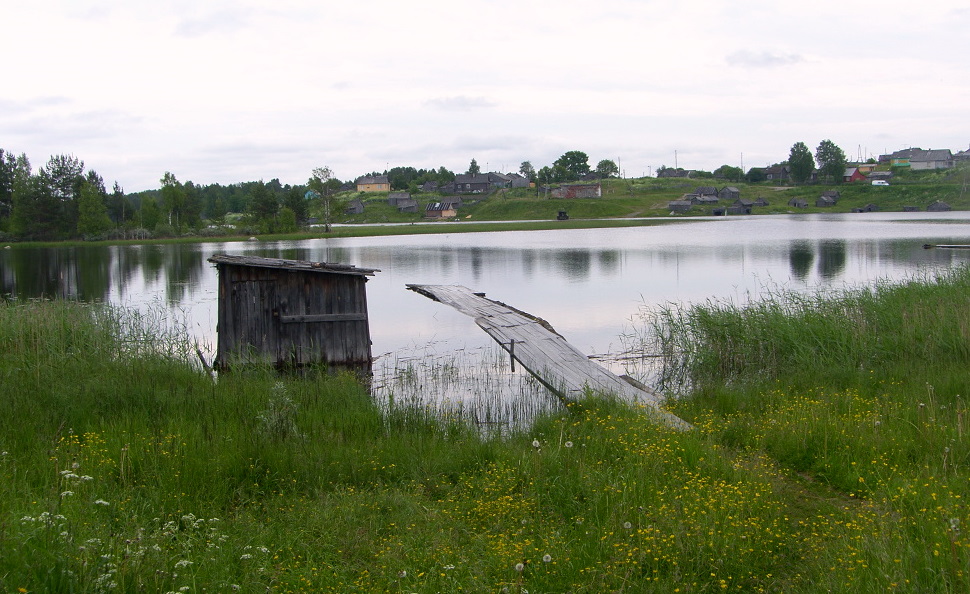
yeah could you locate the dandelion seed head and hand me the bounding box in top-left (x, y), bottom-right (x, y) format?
top-left (564, 441), bottom-right (573, 448)
top-left (515, 562), bottom-right (525, 572)
top-left (542, 554), bottom-right (552, 563)
top-left (532, 439), bottom-right (540, 449)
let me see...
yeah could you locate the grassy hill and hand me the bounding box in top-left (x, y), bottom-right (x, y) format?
top-left (332, 166), bottom-right (970, 224)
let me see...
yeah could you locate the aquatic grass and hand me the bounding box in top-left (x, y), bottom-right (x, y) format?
top-left (641, 266), bottom-right (970, 393)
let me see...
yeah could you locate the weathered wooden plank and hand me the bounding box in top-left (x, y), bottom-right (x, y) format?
top-left (406, 284), bottom-right (691, 430)
top-left (279, 313), bottom-right (368, 323)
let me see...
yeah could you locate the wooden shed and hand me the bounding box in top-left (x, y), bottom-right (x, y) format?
top-left (208, 254), bottom-right (380, 371)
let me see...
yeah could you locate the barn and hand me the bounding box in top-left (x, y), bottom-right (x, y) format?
top-left (208, 254), bottom-right (380, 371)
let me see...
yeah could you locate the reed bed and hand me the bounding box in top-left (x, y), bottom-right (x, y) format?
top-left (2, 277), bottom-right (969, 592)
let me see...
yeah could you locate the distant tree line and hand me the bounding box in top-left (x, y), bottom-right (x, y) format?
top-left (0, 148), bottom-right (352, 241)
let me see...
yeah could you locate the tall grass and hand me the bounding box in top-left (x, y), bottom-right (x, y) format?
top-left (2, 292), bottom-right (969, 592)
top-left (643, 266), bottom-right (970, 393)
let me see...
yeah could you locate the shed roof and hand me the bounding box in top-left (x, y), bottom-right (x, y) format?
top-left (208, 254), bottom-right (380, 276)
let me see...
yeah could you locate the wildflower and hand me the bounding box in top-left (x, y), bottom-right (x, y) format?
top-left (443, 564), bottom-right (455, 570)
top-left (532, 439), bottom-right (540, 449)
top-left (240, 554), bottom-right (253, 560)
top-left (951, 518), bottom-right (961, 532)
top-left (542, 554), bottom-right (552, 563)
top-left (174, 560), bottom-right (193, 568)
top-left (60, 491), bottom-right (74, 498)
top-left (623, 521), bottom-right (633, 530)
top-left (565, 441), bottom-right (573, 448)
top-left (94, 499), bottom-right (110, 506)
top-left (398, 570), bottom-right (407, 578)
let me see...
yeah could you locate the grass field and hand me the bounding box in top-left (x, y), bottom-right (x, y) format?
top-left (1, 266), bottom-right (968, 591)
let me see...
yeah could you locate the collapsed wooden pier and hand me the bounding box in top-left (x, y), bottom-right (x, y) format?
top-left (406, 284), bottom-right (691, 430)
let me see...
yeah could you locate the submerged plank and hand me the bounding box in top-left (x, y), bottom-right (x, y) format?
top-left (406, 284), bottom-right (691, 430)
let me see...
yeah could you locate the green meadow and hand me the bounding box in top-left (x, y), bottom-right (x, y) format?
top-left (1, 266), bottom-right (969, 592)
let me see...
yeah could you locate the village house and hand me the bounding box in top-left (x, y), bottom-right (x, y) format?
top-left (355, 175), bottom-right (390, 192)
top-left (765, 165), bottom-right (790, 182)
top-left (667, 200), bottom-right (693, 213)
top-left (927, 200), bottom-right (952, 212)
top-left (452, 173), bottom-right (492, 193)
top-left (910, 149), bottom-right (954, 170)
top-left (396, 198), bottom-right (418, 213)
top-left (425, 202), bottom-right (458, 218)
top-left (657, 167), bottom-right (694, 178)
top-left (718, 186), bottom-right (741, 201)
top-left (507, 173), bottom-right (532, 188)
top-left (686, 193), bottom-right (719, 206)
top-left (387, 191), bottom-right (411, 206)
top-left (344, 198), bottom-right (364, 215)
top-left (420, 181), bottom-right (439, 193)
top-left (788, 198), bottom-right (808, 209)
top-left (843, 167), bottom-right (867, 183)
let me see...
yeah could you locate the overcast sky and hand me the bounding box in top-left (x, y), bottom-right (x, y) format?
top-left (5, 0), bottom-right (969, 191)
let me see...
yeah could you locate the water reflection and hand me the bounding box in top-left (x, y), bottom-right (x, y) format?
top-left (817, 240), bottom-right (847, 280)
top-left (789, 241), bottom-right (814, 281)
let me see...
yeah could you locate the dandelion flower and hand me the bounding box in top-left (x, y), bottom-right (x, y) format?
top-left (542, 554), bottom-right (552, 563)
top-left (515, 562), bottom-right (525, 572)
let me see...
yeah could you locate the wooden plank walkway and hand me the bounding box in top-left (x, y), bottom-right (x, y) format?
top-left (406, 284), bottom-right (691, 430)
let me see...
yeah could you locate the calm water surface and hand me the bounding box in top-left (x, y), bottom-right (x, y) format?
top-left (4, 212), bottom-right (970, 421)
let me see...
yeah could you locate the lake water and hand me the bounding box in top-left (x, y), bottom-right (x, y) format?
top-left (4, 212), bottom-right (970, 424)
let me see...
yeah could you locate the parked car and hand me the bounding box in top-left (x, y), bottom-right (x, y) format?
top-left (871, 180), bottom-right (890, 186)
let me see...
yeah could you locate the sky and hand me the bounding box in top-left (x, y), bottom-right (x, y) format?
top-left (4, 0), bottom-right (970, 192)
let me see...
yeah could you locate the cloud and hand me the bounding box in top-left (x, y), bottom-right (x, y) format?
top-left (423, 96), bottom-right (497, 112)
top-left (175, 8), bottom-right (252, 37)
top-left (726, 50), bottom-right (805, 68)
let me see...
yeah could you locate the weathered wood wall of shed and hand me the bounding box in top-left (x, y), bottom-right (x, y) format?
top-left (214, 265), bottom-right (372, 370)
